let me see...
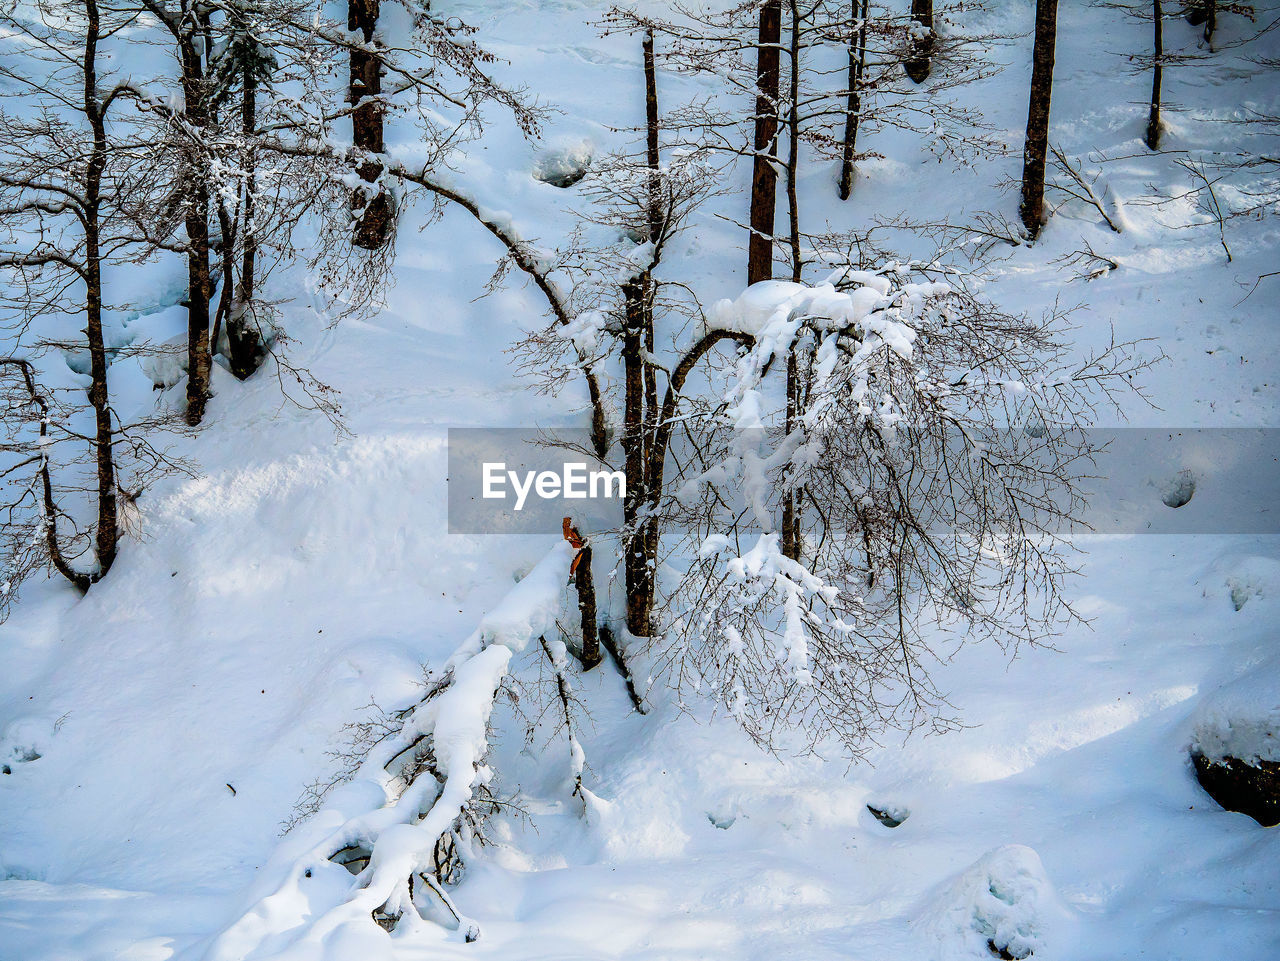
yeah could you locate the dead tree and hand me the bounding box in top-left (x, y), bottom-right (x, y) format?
top-left (1020, 0), bottom-right (1059, 239)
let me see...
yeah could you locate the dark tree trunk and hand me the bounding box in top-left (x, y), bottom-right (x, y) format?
top-left (621, 282), bottom-right (655, 638)
top-left (1184, 0), bottom-right (1216, 44)
top-left (747, 0), bottom-right (781, 285)
top-left (177, 18), bottom-right (212, 425)
top-left (904, 0), bottom-right (935, 84)
top-left (82, 0), bottom-right (116, 580)
top-left (1019, 0), bottom-right (1059, 240)
top-left (349, 0), bottom-right (393, 249)
top-left (620, 36), bottom-right (666, 639)
top-left (781, 0), bottom-right (802, 561)
top-left (574, 544), bottom-right (601, 669)
top-left (1146, 0), bottom-right (1163, 151)
top-left (227, 52), bottom-right (264, 379)
top-left (644, 27), bottom-right (661, 240)
top-left (837, 0), bottom-right (869, 200)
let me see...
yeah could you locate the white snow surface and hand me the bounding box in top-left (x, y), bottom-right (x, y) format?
top-left (2, 1), bottom-right (1279, 960)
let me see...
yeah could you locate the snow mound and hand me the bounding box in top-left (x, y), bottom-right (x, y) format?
top-left (1199, 553), bottom-right (1280, 612)
top-left (917, 845), bottom-right (1068, 961)
top-left (0, 715), bottom-right (56, 771)
top-left (532, 137), bottom-right (593, 188)
top-left (1191, 659), bottom-right (1280, 765)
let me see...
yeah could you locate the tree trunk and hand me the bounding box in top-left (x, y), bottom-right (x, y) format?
top-left (747, 0), bottom-right (782, 285)
top-left (83, 0), bottom-right (116, 579)
top-left (781, 0), bottom-right (802, 561)
top-left (621, 282), bottom-right (655, 638)
top-left (1019, 0), bottom-right (1058, 240)
top-left (350, 0), bottom-right (393, 250)
top-left (574, 544), bottom-right (601, 669)
top-left (1184, 0), bottom-right (1216, 44)
top-left (177, 20), bottom-right (212, 425)
top-left (227, 50), bottom-right (264, 378)
top-left (837, 0), bottom-right (869, 200)
top-left (904, 0), bottom-right (934, 84)
top-left (1146, 0), bottom-right (1163, 151)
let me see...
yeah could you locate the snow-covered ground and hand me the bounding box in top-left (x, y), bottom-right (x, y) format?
top-left (2, 1), bottom-right (1278, 959)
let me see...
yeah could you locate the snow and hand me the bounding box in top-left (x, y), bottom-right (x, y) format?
top-left (1191, 662), bottom-right (1280, 765)
top-left (2, 1), bottom-right (1279, 960)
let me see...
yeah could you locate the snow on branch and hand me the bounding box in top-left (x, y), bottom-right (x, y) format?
top-left (204, 541), bottom-right (574, 961)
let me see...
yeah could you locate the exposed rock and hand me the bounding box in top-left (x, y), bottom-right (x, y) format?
top-left (1192, 753), bottom-right (1280, 827)
top-left (867, 803), bottom-right (908, 828)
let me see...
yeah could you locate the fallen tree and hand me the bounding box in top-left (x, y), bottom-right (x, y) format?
top-left (204, 540), bottom-right (574, 960)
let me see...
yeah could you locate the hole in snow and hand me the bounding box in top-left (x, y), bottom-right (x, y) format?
top-left (1161, 470), bottom-right (1196, 509)
top-left (867, 803), bottom-right (908, 828)
top-left (532, 139), bottom-right (593, 188)
top-left (987, 938), bottom-right (1032, 960)
top-left (330, 844), bottom-right (371, 876)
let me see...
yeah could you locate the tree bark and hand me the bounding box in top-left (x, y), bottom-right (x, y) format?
top-left (574, 544), bottom-right (601, 669)
top-left (781, 0), bottom-right (802, 561)
top-left (227, 47), bottom-right (264, 378)
top-left (176, 13), bottom-right (212, 426)
top-left (83, 0), bottom-right (117, 576)
top-left (837, 0), bottom-right (869, 200)
top-left (1019, 0), bottom-right (1058, 240)
top-left (1184, 0), bottom-right (1216, 44)
top-left (747, 0), bottom-right (782, 285)
top-left (350, 0), bottom-right (394, 250)
top-left (1146, 0), bottom-right (1163, 151)
top-left (904, 0), bottom-right (934, 84)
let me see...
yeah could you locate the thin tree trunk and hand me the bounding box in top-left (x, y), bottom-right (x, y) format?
top-left (781, 0), bottom-right (802, 561)
top-left (748, 0), bottom-right (782, 285)
top-left (350, 0), bottom-right (393, 249)
top-left (575, 543), bottom-right (600, 668)
top-left (227, 49), bottom-right (263, 378)
top-left (177, 16), bottom-right (212, 426)
top-left (644, 27), bottom-right (661, 240)
top-left (1146, 0), bottom-right (1163, 151)
top-left (837, 0), bottom-right (868, 200)
top-left (904, 0), bottom-right (934, 84)
top-left (1019, 0), bottom-right (1059, 240)
top-left (621, 34), bottom-right (665, 639)
top-left (620, 284), bottom-right (652, 637)
top-left (81, 0), bottom-right (116, 580)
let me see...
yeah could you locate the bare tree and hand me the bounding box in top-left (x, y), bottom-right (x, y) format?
top-left (0, 0), bottom-right (183, 612)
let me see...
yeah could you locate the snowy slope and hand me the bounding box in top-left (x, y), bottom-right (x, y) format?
top-left (2, 1), bottom-right (1278, 960)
